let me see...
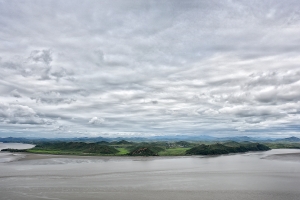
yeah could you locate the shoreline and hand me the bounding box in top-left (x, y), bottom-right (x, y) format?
top-left (1, 149), bottom-right (300, 164)
top-left (3, 149), bottom-right (299, 161)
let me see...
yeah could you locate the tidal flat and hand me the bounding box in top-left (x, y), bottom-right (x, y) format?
top-left (1, 143), bottom-right (300, 200)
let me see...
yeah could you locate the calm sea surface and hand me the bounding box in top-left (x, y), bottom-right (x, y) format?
top-left (1, 143), bottom-right (300, 200)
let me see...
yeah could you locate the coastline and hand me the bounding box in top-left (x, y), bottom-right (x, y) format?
top-left (1, 149), bottom-right (299, 164)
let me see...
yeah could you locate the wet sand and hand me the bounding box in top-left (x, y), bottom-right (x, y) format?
top-left (1, 145), bottom-right (300, 200)
top-left (263, 152), bottom-right (300, 162)
top-left (19, 153), bottom-right (66, 161)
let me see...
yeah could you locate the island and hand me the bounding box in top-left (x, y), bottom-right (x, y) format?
top-left (1, 140), bottom-right (271, 156)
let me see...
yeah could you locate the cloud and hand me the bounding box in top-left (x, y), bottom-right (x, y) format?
top-left (0, 103), bottom-right (51, 125)
top-left (10, 89), bottom-right (22, 98)
top-left (30, 91), bottom-right (76, 105)
top-left (0, 0), bottom-right (300, 137)
top-left (28, 49), bottom-right (52, 65)
top-left (88, 117), bottom-right (104, 125)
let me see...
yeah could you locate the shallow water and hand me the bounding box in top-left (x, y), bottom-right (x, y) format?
top-left (0, 143), bottom-right (300, 200)
top-left (0, 142), bottom-right (35, 150)
top-left (0, 143), bottom-right (35, 163)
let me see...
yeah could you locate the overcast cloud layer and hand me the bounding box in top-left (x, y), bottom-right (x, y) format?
top-left (1, 0), bottom-right (300, 138)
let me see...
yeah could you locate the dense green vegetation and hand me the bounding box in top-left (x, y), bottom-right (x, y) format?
top-left (127, 146), bottom-right (165, 156)
top-left (158, 148), bottom-right (190, 156)
top-left (24, 142), bottom-right (119, 155)
top-left (186, 143), bottom-right (270, 155)
top-left (4, 140), bottom-right (299, 157)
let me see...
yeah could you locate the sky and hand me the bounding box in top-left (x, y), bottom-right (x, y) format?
top-left (1, 0), bottom-right (300, 138)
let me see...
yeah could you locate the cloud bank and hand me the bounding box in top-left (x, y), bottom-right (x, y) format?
top-left (1, 0), bottom-right (300, 138)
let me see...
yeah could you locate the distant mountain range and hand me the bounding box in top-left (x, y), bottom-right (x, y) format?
top-left (0, 135), bottom-right (300, 143)
top-left (277, 136), bottom-right (300, 142)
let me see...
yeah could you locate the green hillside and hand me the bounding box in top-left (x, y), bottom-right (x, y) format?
top-left (186, 142), bottom-right (270, 155)
top-left (127, 146), bottom-right (164, 156)
top-left (26, 142), bottom-right (119, 155)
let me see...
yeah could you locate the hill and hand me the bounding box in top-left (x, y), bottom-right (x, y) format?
top-left (10, 142), bottom-right (120, 155)
top-left (127, 146), bottom-right (164, 156)
top-left (186, 142), bottom-right (270, 155)
top-left (277, 137), bottom-right (300, 142)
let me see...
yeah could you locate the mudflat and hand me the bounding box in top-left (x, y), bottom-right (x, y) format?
top-left (264, 152), bottom-right (300, 162)
top-left (1, 145), bottom-right (300, 200)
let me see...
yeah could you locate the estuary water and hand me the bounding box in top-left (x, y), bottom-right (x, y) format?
top-left (0, 143), bottom-right (35, 163)
top-left (1, 143), bottom-right (300, 200)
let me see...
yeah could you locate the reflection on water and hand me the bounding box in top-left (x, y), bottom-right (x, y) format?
top-left (0, 142), bottom-right (35, 150)
top-left (0, 144), bottom-right (300, 200)
top-left (0, 143), bottom-right (35, 163)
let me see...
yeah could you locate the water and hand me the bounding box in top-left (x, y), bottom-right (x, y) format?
top-left (0, 143), bottom-right (300, 200)
top-left (0, 142), bottom-right (35, 151)
top-left (0, 143), bottom-right (35, 163)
